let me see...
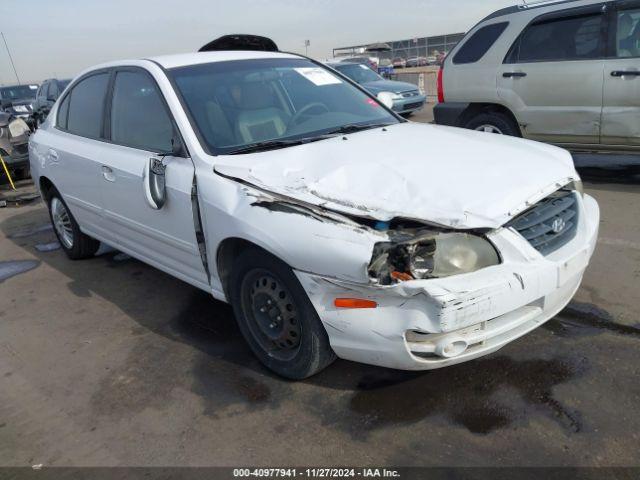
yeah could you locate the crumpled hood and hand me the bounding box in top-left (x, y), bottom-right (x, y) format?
top-left (361, 80), bottom-right (417, 94)
top-left (214, 123), bottom-right (578, 229)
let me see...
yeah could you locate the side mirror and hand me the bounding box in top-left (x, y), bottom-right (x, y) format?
top-left (143, 157), bottom-right (167, 210)
top-left (376, 92), bottom-right (395, 109)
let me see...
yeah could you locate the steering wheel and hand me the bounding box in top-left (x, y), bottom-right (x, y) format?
top-left (288, 102), bottom-right (330, 128)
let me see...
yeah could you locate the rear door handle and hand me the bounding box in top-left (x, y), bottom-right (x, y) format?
top-left (503, 72), bottom-right (527, 78)
top-left (101, 165), bottom-right (116, 182)
top-left (611, 70), bottom-right (640, 77)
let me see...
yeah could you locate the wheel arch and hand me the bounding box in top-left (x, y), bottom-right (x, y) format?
top-left (458, 103), bottom-right (522, 136)
top-left (216, 237), bottom-right (288, 300)
top-left (39, 176), bottom-right (56, 202)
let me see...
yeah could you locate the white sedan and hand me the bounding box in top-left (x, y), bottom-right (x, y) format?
top-left (29, 46), bottom-right (599, 379)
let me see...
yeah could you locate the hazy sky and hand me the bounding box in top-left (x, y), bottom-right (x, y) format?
top-left (0, 0), bottom-right (514, 84)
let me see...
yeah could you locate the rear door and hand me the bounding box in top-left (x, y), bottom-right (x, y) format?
top-left (498, 4), bottom-right (608, 145)
top-left (99, 67), bottom-right (208, 290)
top-left (46, 71), bottom-right (111, 234)
top-left (601, 0), bottom-right (640, 147)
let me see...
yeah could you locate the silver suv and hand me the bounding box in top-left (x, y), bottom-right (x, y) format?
top-left (434, 0), bottom-right (640, 153)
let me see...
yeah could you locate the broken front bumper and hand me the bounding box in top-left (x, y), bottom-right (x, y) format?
top-left (295, 194), bottom-right (600, 371)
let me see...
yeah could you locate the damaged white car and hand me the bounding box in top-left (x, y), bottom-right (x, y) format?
top-left (29, 41), bottom-right (600, 379)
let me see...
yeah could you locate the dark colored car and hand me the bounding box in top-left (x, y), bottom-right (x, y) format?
top-left (339, 56), bottom-right (378, 71)
top-left (392, 57), bottom-right (406, 68)
top-left (0, 112), bottom-right (31, 179)
top-left (0, 84), bottom-right (39, 126)
top-left (328, 62), bottom-right (426, 116)
top-left (32, 78), bottom-right (71, 127)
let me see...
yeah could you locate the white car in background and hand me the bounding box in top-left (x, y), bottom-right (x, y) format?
top-left (29, 38), bottom-right (599, 379)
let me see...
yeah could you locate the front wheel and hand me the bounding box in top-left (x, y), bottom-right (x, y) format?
top-left (229, 248), bottom-right (336, 379)
top-left (464, 112), bottom-right (520, 137)
top-left (48, 190), bottom-right (100, 260)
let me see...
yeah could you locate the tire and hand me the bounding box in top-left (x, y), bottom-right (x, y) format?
top-left (47, 189), bottom-right (100, 260)
top-left (229, 248), bottom-right (336, 379)
top-left (464, 111), bottom-right (521, 137)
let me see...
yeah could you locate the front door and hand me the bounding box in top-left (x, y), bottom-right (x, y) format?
top-left (601, 0), bottom-right (640, 147)
top-left (99, 68), bottom-right (209, 290)
top-left (498, 4), bottom-right (607, 145)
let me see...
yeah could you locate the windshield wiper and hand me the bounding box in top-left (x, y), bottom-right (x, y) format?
top-left (225, 124), bottom-right (393, 155)
top-left (226, 138), bottom-right (315, 155)
top-left (323, 123), bottom-right (392, 136)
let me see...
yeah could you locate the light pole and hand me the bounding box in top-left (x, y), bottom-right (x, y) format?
top-left (304, 39), bottom-right (310, 57)
top-left (1, 32), bottom-right (20, 85)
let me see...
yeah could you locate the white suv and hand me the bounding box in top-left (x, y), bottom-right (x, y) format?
top-left (435, 0), bottom-right (640, 153)
top-left (29, 39), bottom-right (599, 379)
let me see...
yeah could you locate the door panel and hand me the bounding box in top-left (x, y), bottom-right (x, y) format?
top-left (498, 61), bottom-right (605, 143)
top-left (498, 6), bottom-right (607, 144)
top-left (602, 2), bottom-right (640, 146)
top-left (100, 146), bottom-right (208, 288)
top-left (44, 133), bottom-right (106, 235)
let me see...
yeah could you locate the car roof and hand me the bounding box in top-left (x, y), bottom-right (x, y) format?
top-left (146, 50), bottom-right (301, 69)
top-left (482, 0), bottom-right (602, 21)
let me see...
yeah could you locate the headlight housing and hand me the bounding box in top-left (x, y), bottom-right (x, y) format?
top-left (368, 231), bottom-right (500, 285)
top-left (380, 91), bottom-right (403, 101)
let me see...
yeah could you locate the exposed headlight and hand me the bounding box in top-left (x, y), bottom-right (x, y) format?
top-left (369, 232), bottom-right (500, 284)
top-left (12, 105), bottom-right (29, 113)
top-left (570, 178), bottom-right (584, 197)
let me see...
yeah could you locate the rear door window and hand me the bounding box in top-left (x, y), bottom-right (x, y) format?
top-left (453, 22), bottom-right (509, 64)
top-left (65, 73), bottom-right (110, 138)
top-left (510, 11), bottom-right (605, 63)
top-left (615, 7), bottom-right (640, 57)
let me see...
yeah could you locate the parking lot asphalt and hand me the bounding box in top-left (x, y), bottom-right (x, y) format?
top-left (1, 111), bottom-right (639, 467)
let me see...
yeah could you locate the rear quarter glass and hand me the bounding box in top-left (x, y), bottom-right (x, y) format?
top-left (453, 22), bottom-right (510, 64)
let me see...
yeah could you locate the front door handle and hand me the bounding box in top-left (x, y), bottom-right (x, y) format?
top-left (503, 71), bottom-right (527, 78)
top-left (101, 165), bottom-right (116, 182)
top-left (611, 70), bottom-right (640, 77)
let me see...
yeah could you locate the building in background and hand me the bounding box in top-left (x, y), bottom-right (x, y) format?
top-left (333, 33), bottom-right (465, 64)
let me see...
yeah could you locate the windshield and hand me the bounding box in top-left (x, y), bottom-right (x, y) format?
top-left (169, 58), bottom-right (398, 155)
top-left (0, 85), bottom-right (37, 100)
top-left (333, 64), bottom-right (382, 84)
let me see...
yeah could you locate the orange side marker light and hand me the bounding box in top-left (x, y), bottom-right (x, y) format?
top-left (334, 298), bottom-right (378, 309)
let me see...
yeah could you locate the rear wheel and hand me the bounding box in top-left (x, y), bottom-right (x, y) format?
top-left (48, 190), bottom-right (100, 260)
top-left (229, 248), bottom-right (336, 379)
top-left (464, 112), bottom-right (520, 137)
